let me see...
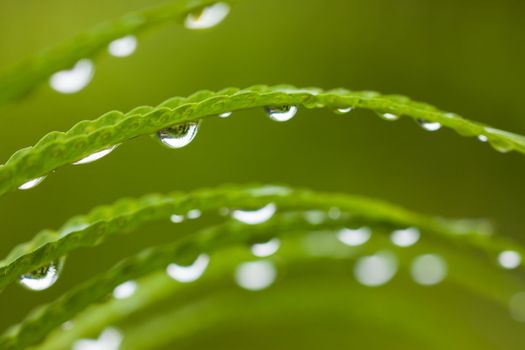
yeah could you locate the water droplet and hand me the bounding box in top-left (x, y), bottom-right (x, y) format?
top-left (49, 59), bottom-right (94, 94)
top-left (303, 210), bottom-right (326, 225)
top-left (112, 280), bottom-right (137, 300)
top-left (62, 321), bottom-right (74, 331)
top-left (166, 254), bottom-right (209, 283)
top-left (251, 238), bottom-right (280, 257)
top-left (219, 111), bottom-right (232, 118)
top-left (418, 119), bottom-right (442, 131)
top-left (186, 209), bottom-right (202, 219)
top-left (380, 113), bottom-right (399, 121)
top-left (390, 227), bottom-right (420, 247)
top-left (185, 2), bottom-right (230, 30)
top-left (235, 261), bottom-right (276, 291)
top-left (156, 121), bottom-right (200, 149)
top-left (328, 207), bottom-right (341, 220)
top-left (498, 250), bottom-right (521, 269)
top-left (108, 35), bottom-right (137, 57)
top-left (478, 135), bottom-right (488, 142)
top-left (18, 176), bottom-right (47, 190)
top-left (19, 259), bottom-right (64, 291)
top-left (335, 107), bottom-right (353, 115)
top-left (72, 327), bottom-right (122, 350)
top-left (354, 252), bottom-right (397, 287)
top-left (232, 203), bottom-right (276, 225)
top-left (265, 105), bottom-right (298, 122)
top-left (509, 292), bottom-right (525, 323)
top-left (170, 214), bottom-right (185, 223)
top-left (337, 227), bottom-right (371, 247)
top-left (410, 254), bottom-right (447, 285)
top-left (73, 145), bottom-right (118, 165)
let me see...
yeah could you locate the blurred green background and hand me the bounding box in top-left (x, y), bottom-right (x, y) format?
top-left (1, 0), bottom-right (525, 348)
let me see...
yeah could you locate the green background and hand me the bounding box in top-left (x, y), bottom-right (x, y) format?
top-left (1, 0), bottom-right (524, 348)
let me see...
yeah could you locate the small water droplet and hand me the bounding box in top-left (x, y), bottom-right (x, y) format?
top-left (170, 214), bottom-right (185, 223)
top-left (72, 327), bottom-right (122, 350)
top-left (219, 111), bottom-right (232, 118)
top-left (18, 176), bottom-right (47, 190)
top-left (232, 203), bottom-right (276, 225)
top-left (235, 260), bottom-right (276, 291)
top-left (410, 254), bottom-right (447, 285)
top-left (186, 209), bottom-right (202, 219)
top-left (390, 227), bottom-right (420, 247)
top-left (478, 135), bottom-right (488, 142)
top-left (19, 258), bottom-right (64, 291)
top-left (108, 35), bottom-right (137, 57)
top-left (73, 145), bottom-right (118, 165)
top-left (185, 2), bottom-right (230, 30)
top-left (303, 210), bottom-right (326, 225)
top-left (335, 107), bottom-right (353, 115)
top-left (337, 227), bottom-right (372, 246)
top-left (265, 105), bottom-right (298, 122)
top-left (49, 59), bottom-right (94, 94)
top-left (166, 254), bottom-right (209, 283)
top-left (380, 112), bottom-right (399, 121)
top-left (156, 121), bottom-right (200, 149)
top-left (328, 207), bottom-right (341, 220)
top-left (112, 280), bottom-right (138, 299)
top-left (62, 321), bottom-right (74, 331)
top-left (354, 252), bottom-right (397, 287)
top-left (498, 250), bottom-right (521, 269)
top-left (251, 238), bottom-right (281, 257)
top-left (418, 119), bottom-right (442, 131)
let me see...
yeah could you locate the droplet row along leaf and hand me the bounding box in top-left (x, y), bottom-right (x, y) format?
top-left (2, 85), bottom-right (525, 197)
top-left (0, 184), bottom-right (502, 293)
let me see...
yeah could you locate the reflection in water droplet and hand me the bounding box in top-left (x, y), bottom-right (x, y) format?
top-left (49, 59), bottom-right (94, 94)
top-left (337, 227), bottom-right (371, 246)
top-left (73, 145), bottom-right (118, 165)
top-left (19, 258), bottom-right (64, 291)
top-left (185, 2), bottom-right (230, 30)
top-left (381, 113), bottom-right (399, 121)
top-left (335, 107), bottom-right (353, 115)
top-left (112, 280), bottom-right (137, 300)
top-left (18, 176), bottom-right (47, 190)
top-left (186, 209), bottom-right (202, 219)
top-left (156, 121), bottom-right (200, 149)
top-left (170, 214), bottom-right (185, 223)
top-left (265, 105), bottom-right (298, 122)
top-left (354, 252), bottom-right (397, 287)
top-left (390, 227), bottom-right (420, 247)
top-left (498, 250), bottom-right (521, 269)
top-left (166, 254), bottom-right (209, 283)
top-left (235, 261), bottom-right (276, 291)
top-left (108, 35), bottom-right (137, 57)
top-left (510, 292), bottom-right (525, 323)
top-left (219, 111), bottom-right (232, 118)
top-left (251, 238), bottom-right (280, 257)
top-left (418, 119), bottom-right (442, 131)
top-left (232, 203), bottom-right (276, 225)
top-left (478, 135), bottom-right (488, 143)
top-left (411, 254), bottom-right (447, 285)
top-left (72, 327), bottom-right (122, 350)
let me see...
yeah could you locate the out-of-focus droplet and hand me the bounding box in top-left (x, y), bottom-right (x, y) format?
top-left (390, 227), bottom-right (420, 247)
top-left (232, 203), bottom-right (276, 225)
top-left (380, 113), bottom-right (399, 121)
top-left (166, 254), bottom-right (209, 283)
top-left (186, 209), bottom-right (202, 219)
top-left (49, 59), bottom-right (94, 94)
top-left (335, 107), bottom-right (352, 115)
top-left (108, 35), bottom-right (137, 57)
top-left (251, 238), bottom-right (280, 257)
top-left (410, 254), bottom-right (447, 285)
top-left (18, 176), bottom-right (47, 190)
top-left (73, 145), bottom-right (118, 165)
top-left (19, 258), bottom-right (64, 291)
top-left (219, 111), bottom-right (232, 118)
top-left (478, 135), bottom-right (488, 142)
top-left (498, 250), bottom-right (521, 269)
top-left (112, 280), bottom-right (138, 300)
top-left (170, 214), bottom-right (185, 223)
top-left (418, 119), bottom-right (442, 131)
top-left (185, 2), bottom-right (230, 30)
top-left (354, 252), bottom-right (397, 287)
top-left (72, 327), bottom-right (122, 350)
top-left (235, 260), bottom-right (276, 291)
top-left (265, 105), bottom-right (298, 122)
top-left (156, 121), bottom-right (200, 149)
top-left (337, 227), bottom-right (371, 246)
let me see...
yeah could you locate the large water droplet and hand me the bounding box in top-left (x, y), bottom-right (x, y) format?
top-left (418, 119), bottom-right (442, 131)
top-left (166, 254), bottom-right (209, 283)
top-left (235, 260), bottom-right (276, 291)
top-left (498, 250), bottom-right (521, 269)
top-left (49, 59), bottom-right (94, 94)
top-left (219, 111), bottom-right (232, 118)
top-left (18, 176), bottom-right (47, 190)
top-left (265, 105), bottom-right (298, 122)
top-left (354, 252), bottom-right (397, 287)
top-left (112, 280), bottom-right (137, 300)
top-left (185, 2), bottom-right (230, 30)
top-left (73, 145), bottom-right (118, 165)
top-left (380, 112), bottom-right (399, 121)
top-left (156, 121), bottom-right (200, 149)
top-left (410, 254), bottom-right (447, 285)
top-left (337, 227), bottom-right (371, 246)
top-left (72, 327), bottom-right (122, 350)
top-left (251, 238), bottom-right (280, 257)
top-left (478, 135), bottom-right (488, 143)
top-left (231, 203), bottom-right (276, 225)
top-left (390, 227), bottom-right (420, 247)
top-left (108, 35), bottom-right (137, 57)
top-left (19, 259), bottom-right (64, 291)
top-left (170, 214), bottom-right (185, 223)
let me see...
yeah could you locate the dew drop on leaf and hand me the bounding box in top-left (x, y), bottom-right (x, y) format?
top-left (235, 260), bottom-right (277, 291)
top-left (251, 238), bottom-right (281, 257)
top-left (49, 59), bottom-right (94, 94)
top-left (108, 35), bottom-right (137, 57)
top-left (265, 105), bottom-right (298, 122)
top-left (166, 254), bottom-right (209, 283)
top-left (19, 258), bottom-right (64, 291)
top-left (478, 134), bottom-right (488, 142)
top-left (410, 254), bottom-right (447, 285)
top-left (380, 112), bottom-right (399, 121)
top-left (354, 252), bottom-right (397, 287)
top-left (231, 203), bottom-right (277, 225)
top-left (417, 119), bottom-right (442, 131)
top-left (72, 327), bottom-right (122, 350)
top-left (73, 145), bottom-right (118, 165)
top-left (184, 2), bottom-right (230, 30)
top-left (156, 121), bottom-right (200, 149)
top-left (390, 227), bottom-right (420, 247)
top-left (18, 175), bottom-right (47, 190)
top-left (335, 107), bottom-right (353, 115)
top-left (337, 227), bottom-right (372, 247)
top-left (498, 250), bottom-right (521, 269)
top-left (112, 280), bottom-right (138, 300)
top-left (219, 111), bottom-right (232, 118)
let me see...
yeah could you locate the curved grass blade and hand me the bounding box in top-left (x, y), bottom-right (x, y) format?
top-left (2, 85), bottom-right (525, 197)
top-left (0, 0), bottom-right (232, 106)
